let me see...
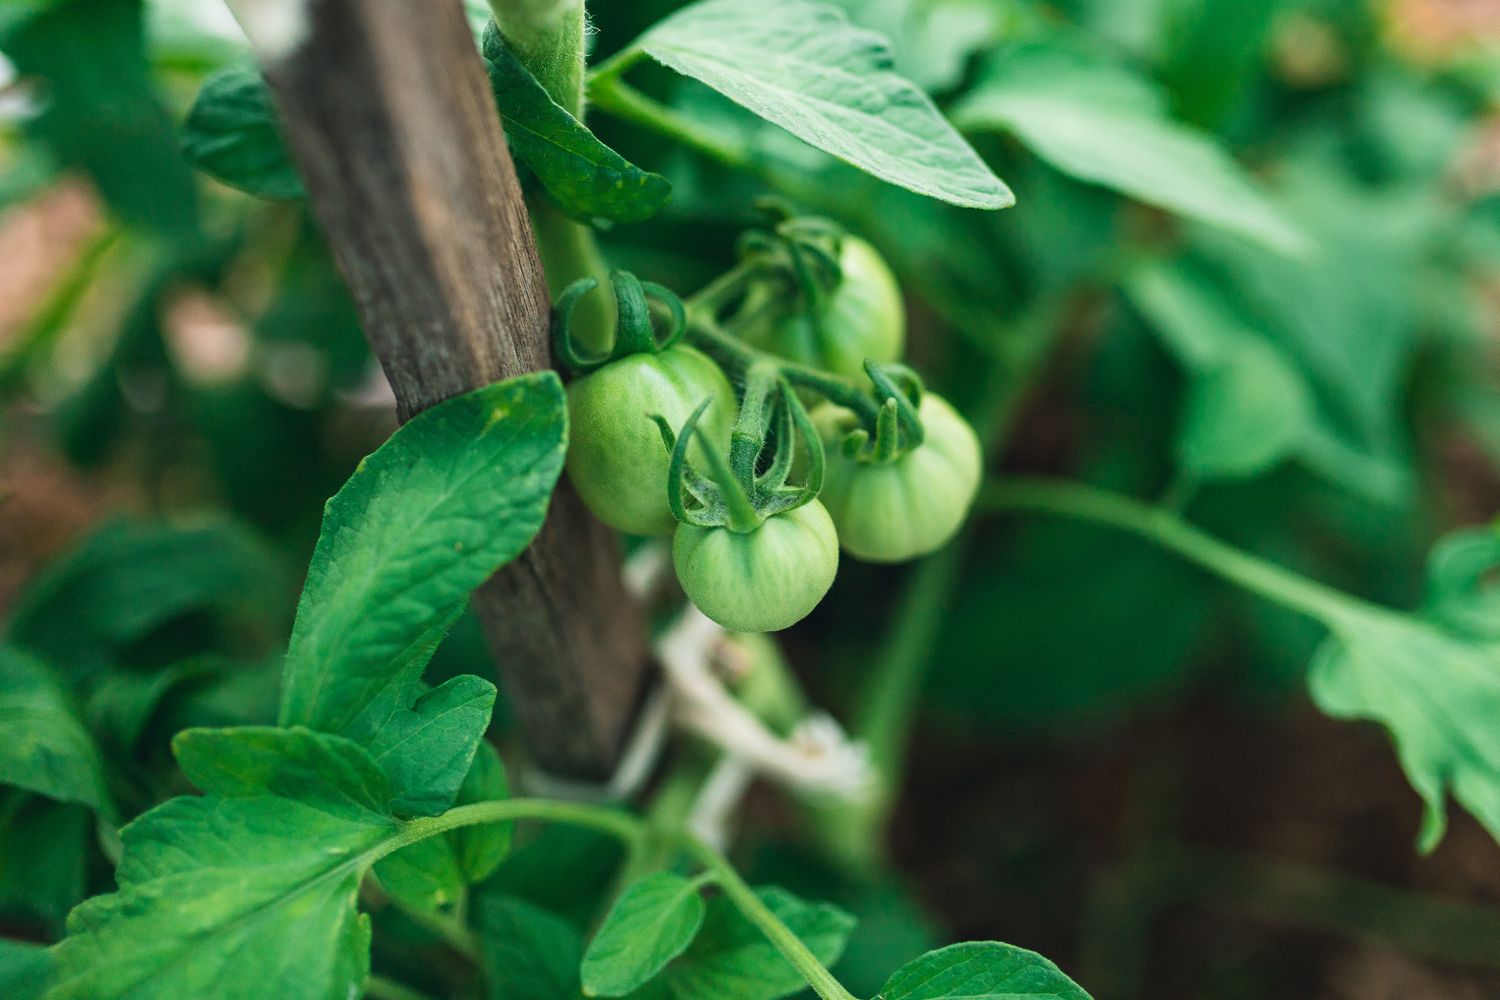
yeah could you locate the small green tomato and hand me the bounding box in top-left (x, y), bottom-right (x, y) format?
top-left (815, 393), bottom-right (981, 563)
top-left (567, 346), bottom-right (735, 536)
top-left (673, 501), bottom-right (839, 633)
top-left (747, 236), bottom-right (905, 379)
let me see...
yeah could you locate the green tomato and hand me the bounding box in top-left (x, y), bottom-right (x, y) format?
top-left (673, 501), bottom-right (839, 633)
top-left (567, 346), bottom-right (736, 536)
top-left (815, 393), bottom-right (981, 563)
top-left (747, 236), bottom-right (905, 379)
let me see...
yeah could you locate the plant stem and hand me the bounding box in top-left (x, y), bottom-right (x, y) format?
top-left (364, 975), bottom-right (437, 1000)
top-left (489, 0), bottom-right (586, 117)
top-left (531, 196), bottom-right (615, 353)
top-left (982, 477), bottom-right (1368, 623)
top-left (589, 67), bottom-right (753, 169)
top-left (687, 839), bottom-right (861, 1000)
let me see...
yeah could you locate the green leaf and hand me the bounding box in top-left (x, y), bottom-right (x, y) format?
top-left (0, 648), bottom-right (112, 816)
top-left (476, 895), bottom-right (583, 1000)
top-left (954, 43), bottom-right (1305, 253)
top-left (49, 727), bottom-right (404, 999)
top-left (367, 674), bottom-right (497, 817)
top-left (278, 372), bottom-right (567, 740)
top-left (0, 937), bottom-right (53, 1000)
top-left (1309, 596), bottom-right (1500, 853)
top-left (878, 941), bottom-right (1092, 999)
top-left (654, 886), bottom-right (853, 1000)
top-left (1176, 339), bottom-right (1310, 480)
top-left (631, 0), bottom-right (1011, 209)
top-left (581, 872), bottom-right (706, 997)
top-left (7, 522), bottom-right (281, 678)
top-left (374, 834), bottom-right (464, 913)
top-left (450, 740), bottom-right (514, 883)
top-left (483, 25), bottom-right (671, 224)
top-left (182, 65), bottom-right (305, 201)
top-left (0, 794), bottom-right (90, 925)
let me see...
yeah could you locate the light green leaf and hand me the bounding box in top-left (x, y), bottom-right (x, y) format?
top-left (654, 886), bottom-right (853, 1000)
top-left (1310, 597), bottom-right (1500, 853)
top-left (630, 0), bottom-right (1011, 209)
top-left (878, 941), bottom-right (1092, 999)
top-left (367, 674), bottom-right (497, 817)
top-left (483, 25), bottom-right (671, 223)
top-left (47, 726), bottom-right (407, 1000)
top-left (182, 65), bottom-right (303, 200)
top-left (581, 872), bottom-right (706, 997)
top-left (0, 648), bottom-right (112, 816)
top-left (476, 895), bottom-right (583, 1000)
top-left (1176, 339), bottom-right (1310, 480)
top-left (450, 740), bottom-right (515, 883)
top-left (954, 43), bottom-right (1305, 253)
top-left (278, 372), bottom-right (567, 740)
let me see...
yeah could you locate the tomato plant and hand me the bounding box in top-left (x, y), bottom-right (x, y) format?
top-left (3, 1), bottom-right (1500, 999)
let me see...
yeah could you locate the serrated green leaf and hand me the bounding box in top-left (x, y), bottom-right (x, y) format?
top-left (368, 674), bottom-right (497, 817)
top-left (582, 872), bottom-right (705, 997)
top-left (47, 727), bottom-right (406, 1000)
top-left (278, 372), bottom-right (567, 741)
top-left (182, 65), bottom-right (304, 201)
top-left (450, 740), bottom-right (514, 883)
top-left (630, 0), bottom-right (1011, 209)
top-left (954, 43), bottom-right (1305, 253)
top-left (483, 24), bottom-right (671, 223)
top-left (1309, 597), bottom-right (1500, 853)
top-left (476, 895), bottom-right (583, 1000)
top-left (0, 648), bottom-right (112, 816)
top-left (878, 941), bottom-right (1092, 1000)
top-left (654, 886), bottom-right (853, 1000)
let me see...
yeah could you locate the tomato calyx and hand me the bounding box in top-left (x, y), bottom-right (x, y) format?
top-left (652, 364), bottom-right (825, 533)
top-left (553, 269), bottom-right (688, 374)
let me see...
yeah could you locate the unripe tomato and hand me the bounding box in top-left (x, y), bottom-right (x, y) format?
top-left (815, 393), bottom-right (981, 563)
top-left (673, 501), bottom-right (839, 633)
top-left (747, 236), bottom-right (905, 379)
top-left (567, 346), bottom-right (735, 536)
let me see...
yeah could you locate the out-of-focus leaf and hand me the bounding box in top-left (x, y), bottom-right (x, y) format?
top-left (627, 0), bottom-right (1012, 209)
top-left (475, 895), bottom-right (583, 1000)
top-left (0, 794), bottom-right (89, 926)
top-left (3, 0), bottom-right (199, 238)
top-left (0, 648), bottom-right (112, 816)
top-left (449, 740), bottom-right (513, 883)
top-left (954, 42), bottom-right (1306, 254)
top-left (1176, 338), bottom-right (1310, 479)
top-left (827, 0), bottom-right (1016, 91)
top-left (182, 65), bottom-right (304, 200)
top-left (373, 834), bottom-right (464, 914)
top-left (483, 24), bottom-right (671, 223)
top-left (0, 937), bottom-right (53, 1000)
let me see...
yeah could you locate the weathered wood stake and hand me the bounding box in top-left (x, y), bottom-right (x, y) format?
top-left (257, 0), bottom-right (653, 780)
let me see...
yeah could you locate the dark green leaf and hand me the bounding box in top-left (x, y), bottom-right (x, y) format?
top-left (0, 648), bottom-right (111, 816)
top-left (878, 941), bottom-right (1091, 999)
top-left (374, 835), bottom-right (464, 913)
top-left (450, 740), bottom-right (514, 883)
top-left (475, 895), bottom-right (583, 1000)
top-left (278, 372), bottom-right (567, 741)
top-left (0, 794), bottom-right (90, 925)
top-left (49, 727), bottom-right (403, 999)
top-left (483, 25), bottom-right (671, 223)
top-left (954, 43), bottom-right (1305, 253)
top-left (367, 674), bottom-right (497, 817)
top-left (0, 937), bottom-right (53, 1000)
top-left (631, 0), bottom-right (1011, 209)
top-left (182, 65), bottom-right (304, 200)
top-left (581, 872), bottom-right (705, 996)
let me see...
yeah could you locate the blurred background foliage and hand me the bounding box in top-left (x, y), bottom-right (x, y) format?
top-left (1, 0), bottom-right (1499, 997)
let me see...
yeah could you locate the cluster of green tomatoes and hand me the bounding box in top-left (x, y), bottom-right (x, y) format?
top-left (558, 213), bottom-right (982, 633)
